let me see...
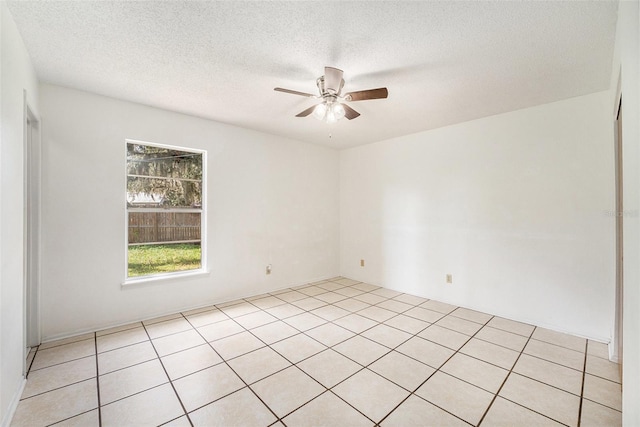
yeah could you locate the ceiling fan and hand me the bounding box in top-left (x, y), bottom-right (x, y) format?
top-left (274, 66), bottom-right (388, 123)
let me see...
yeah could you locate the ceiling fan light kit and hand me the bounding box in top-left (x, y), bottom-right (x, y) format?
top-left (313, 101), bottom-right (345, 123)
top-left (274, 66), bottom-right (388, 124)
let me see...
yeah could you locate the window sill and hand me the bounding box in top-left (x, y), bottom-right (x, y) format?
top-left (122, 269), bottom-right (210, 287)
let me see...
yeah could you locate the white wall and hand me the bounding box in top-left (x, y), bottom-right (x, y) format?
top-left (0, 2), bottom-right (39, 425)
top-left (38, 84), bottom-right (339, 340)
top-left (340, 91), bottom-right (615, 342)
top-left (610, 0), bottom-right (640, 425)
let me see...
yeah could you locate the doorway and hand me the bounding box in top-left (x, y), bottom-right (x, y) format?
top-left (24, 97), bottom-right (41, 371)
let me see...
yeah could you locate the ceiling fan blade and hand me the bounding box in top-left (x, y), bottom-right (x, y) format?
top-left (342, 104), bottom-right (361, 120)
top-left (274, 87), bottom-right (315, 97)
top-left (295, 104), bottom-right (319, 117)
top-left (345, 87), bottom-right (388, 101)
top-left (324, 67), bottom-right (344, 93)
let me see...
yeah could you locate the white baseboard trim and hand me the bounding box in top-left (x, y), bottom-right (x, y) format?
top-left (1, 377), bottom-right (26, 427)
top-left (609, 342), bottom-right (620, 363)
top-left (40, 274), bottom-right (340, 343)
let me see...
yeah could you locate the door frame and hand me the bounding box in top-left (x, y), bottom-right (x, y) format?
top-left (23, 90), bottom-right (42, 372)
top-left (613, 93), bottom-right (623, 365)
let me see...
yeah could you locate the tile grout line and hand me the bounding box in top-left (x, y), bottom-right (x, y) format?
top-left (513, 340), bottom-right (622, 385)
top-left (274, 283), bottom-right (422, 329)
top-left (503, 371), bottom-right (585, 399)
top-left (441, 324), bottom-right (582, 377)
top-left (577, 340), bottom-right (589, 427)
top-left (495, 396), bottom-right (573, 426)
top-left (180, 312), bottom-right (285, 426)
top-left (94, 332), bottom-right (102, 427)
top-left (42, 322), bottom-right (280, 376)
top-left (260, 355), bottom-right (377, 424)
top-left (514, 348), bottom-right (586, 374)
top-left (117, 300), bottom-right (546, 400)
top-left (23, 348), bottom-right (101, 426)
top-left (205, 282), bottom-right (508, 425)
top-left (29, 352), bottom-right (109, 374)
top-left (26, 278), bottom-right (617, 427)
top-left (322, 332), bottom-right (453, 425)
top-left (95, 355), bottom-right (157, 377)
top-left (580, 397), bottom-right (622, 413)
top-left (94, 323), bottom-right (142, 339)
top-left (207, 283), bottom-right (392, 425)
top-left (36, 335), bottom-right (95, 351)
top-left (483, 332), bottom-right (594, 427)
top-left (277, 387), bottom-right (375, 426)
top-left (135, 302), bottom-right (461, 427)
top-left (158, 414), bottom-right (190, 427)
top-left (140, 323), bottom-right (194, 427)
top-left (222, 293), bottom-right (382, 425)
top-left (376, 314), bottom-right (496, 426)
top-left (476, 325), bottom-right (537, 426)
top-left (21, 377), bottom-right (99, 402)
top-left (102, 289), bottom-right (538, 372)
top-left (242, 282), bottom-right (392, 347)
top-left (527, 336), bottom-right (589, 353)
top-left (91, 383), bottom-right (172, 410)
top-left (44, 408), bottom-right (97, 427)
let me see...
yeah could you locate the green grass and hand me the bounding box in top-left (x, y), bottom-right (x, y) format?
top-left (128, 243), bottom-right (201, 277)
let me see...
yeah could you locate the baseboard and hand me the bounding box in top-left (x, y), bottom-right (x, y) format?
top-left (40, 273), bottom-right (339, 344)
top-left (1, 377), bottom-right (26, 427)
top-left (351, 277), bottom-right (613, 345)
top-left (609, 342), bottom-right (620, 363)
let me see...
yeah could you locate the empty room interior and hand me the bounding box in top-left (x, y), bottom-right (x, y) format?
top-left (1, 1), bottom-right (639, 426)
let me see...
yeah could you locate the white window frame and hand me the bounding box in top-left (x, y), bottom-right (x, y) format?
top-left (123, 139), bottom-right (207, 286)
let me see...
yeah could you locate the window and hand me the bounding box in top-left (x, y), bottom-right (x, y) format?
top-left (126, 141), bottom-right (205, 280)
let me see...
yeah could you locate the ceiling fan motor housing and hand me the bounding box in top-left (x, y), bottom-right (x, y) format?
top-left (317, 76), bottom-right (345, 98)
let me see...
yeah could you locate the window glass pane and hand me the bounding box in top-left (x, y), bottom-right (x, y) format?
top-left (128, 212), bottom-right (201, 244)
top-left (127, 143), bottom-right (202, 209)
top-left (126, 142), bottom-right (204, 278)
top-left (128, 242), bottom-right (201, 278)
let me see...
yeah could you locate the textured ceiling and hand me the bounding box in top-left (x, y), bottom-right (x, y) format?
top-left (7, 1), bottom-right (618, 148)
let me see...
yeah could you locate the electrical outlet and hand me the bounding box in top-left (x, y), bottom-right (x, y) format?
top-left (266, 264), bottom-right (272, 275)
top-left (446, 274), bottom-right (452, 284)
top-left (360, 259), bottom-right (365, 267)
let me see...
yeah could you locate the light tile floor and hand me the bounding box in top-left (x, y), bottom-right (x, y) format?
top-left (14, 277), bottom-right (622, 427)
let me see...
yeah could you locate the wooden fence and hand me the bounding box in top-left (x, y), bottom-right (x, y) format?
top-left (128, 211), bottom-right (201, 245)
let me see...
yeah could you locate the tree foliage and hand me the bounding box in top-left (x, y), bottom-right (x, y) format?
top-left (127, 143), bottom-right (202, 208)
